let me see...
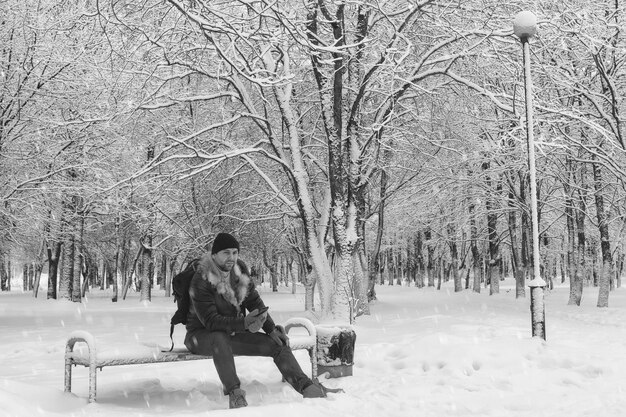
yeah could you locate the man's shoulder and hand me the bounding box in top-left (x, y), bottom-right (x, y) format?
top-left (235, 258), bottom-right (250, 275)
top-left (197, 253), bottom-right (214, 274)
top-left (190, 269), bottom-right (214, 293)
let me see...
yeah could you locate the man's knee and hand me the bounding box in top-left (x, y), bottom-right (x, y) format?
top-left (273, 343), bottom-right (292, 359)
top-left (208, 331), bottom-right (232, 355)
top-left (185, 331), bottom-right (211, 355)
top-left (255, 334), bottom-right (286, 357)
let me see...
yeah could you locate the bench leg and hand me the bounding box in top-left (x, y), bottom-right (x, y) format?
top-left (64, 357), bottom-right (72, 393)
top-left (281, 347), bottom-right (317, 382)
top-left (309, 347), bottom-right (318, 379)
top-left (89, 364), bottom-right (97, 403)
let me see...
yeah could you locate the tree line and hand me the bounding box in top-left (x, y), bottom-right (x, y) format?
top-left (1, 0), bottom-right (625, 321)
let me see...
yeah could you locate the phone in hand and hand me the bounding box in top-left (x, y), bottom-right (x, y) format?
top-left (254, 306), bottom-right (269, 316)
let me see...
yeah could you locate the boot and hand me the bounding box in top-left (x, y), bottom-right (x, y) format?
top-left (302, 380), bottom-right (327, 398)
top-left (228, 388), bottom-right (248, 409)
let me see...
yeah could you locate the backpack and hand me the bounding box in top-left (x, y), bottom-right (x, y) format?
top-left (166, 258), bottom-right (200, 351)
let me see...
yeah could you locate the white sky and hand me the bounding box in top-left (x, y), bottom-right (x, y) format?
top-left (1, 278), bottom-right (625, 416)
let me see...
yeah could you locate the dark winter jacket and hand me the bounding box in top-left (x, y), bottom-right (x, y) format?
top-left (186, 254), bottom-right (276, 335)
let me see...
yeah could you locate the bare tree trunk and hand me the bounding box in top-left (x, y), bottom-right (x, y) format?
top-left (278, 256), bottom-right (285, 287)
top-left (564, 161), bottom-right (582, 305)
top-left (165, 254), bottom-right (176, 297)
top-left (123, 244), bottom-right (143, 300)
top-left (484, 163), bottom-right (500, 295)
top-left (139, 237), bottom-right (153, 302)
top-left (112, 212), bottom-right (122, 302)
top-left (559, 250), bottom-right (566, 284)
top-left (97, 257), bottom-right (105, 289)
top-left (436, 256), bottom-right (443, 290)
top-left (288, 256), bottom-right (296, 294)
top-left (29, 238), bottom-right (45, 298)
top-left (46, 240), bottom-right (61, 299)
top-left (7, 259), bottom-right (11, 291)
top-left (71, 212), bottom-right (84, 303)
top-left (507, 189), bottom-right (525, 298)
top-left (81, 251), bottom-right (97, 297)
top-left (487, 209), bottom-right (500, 295)
top-left (270, 256), bottom-right (278, 292)
top-left (263, 248), bottom-right (279, 292)
top-left (387, 249), bottom-right (394, 286)
top-left (80, 259), bottom-right (90, 298)
top-left (0, 253), bottom-right (9, 291)
top-left (592, 161), bottom-right (612, 307)
top-left (157, 252), bottom-right (166, 290)
top-left (104, 262), bottom-right (111, 289)
top-left (291, 246), bottom-right (315, 310)
top-left (354, 249), bottom-right (370, 316)
top-left (23, 264), bottom-right (28, 291)
top-left (333, 249), bottom-right (356, 323)
top-left (426, 230), bottom-right (435, 287)
top-left (469, 204), bottom-right (481, 293)
top-left (59, 207), bottom-right (75, 301)
top-left (304, 263), bottom-right (316, 312)
top-left (59, 243), bottom-right (72, 300)
top-left (367, 169), bottom-right (387, 301)
top-left (414, 232), bottom-right (425, 288)
top-left (448, 223), bottom-right (462, 292)
top-left (573, 162), bottom-right (588, 304)
top-left (395, 244), bottom-right (403, 286)
top-left (29, 264), bottom-right (35, 290)
top-left (32, 258), bottom-right (44, 298)
top-left (615, 251), bottom-right (624, 289)
top-left (472, 260), bottom-right (481, 294)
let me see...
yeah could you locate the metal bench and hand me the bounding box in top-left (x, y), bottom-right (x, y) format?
top-left (64, 317), bottom-right (318, 403)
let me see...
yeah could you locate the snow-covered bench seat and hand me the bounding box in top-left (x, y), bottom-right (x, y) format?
top-left (64, 317), bottom-right (317, 403)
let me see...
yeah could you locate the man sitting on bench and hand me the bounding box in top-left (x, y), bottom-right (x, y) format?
top-left (184, 233), bottom-right (327, 409)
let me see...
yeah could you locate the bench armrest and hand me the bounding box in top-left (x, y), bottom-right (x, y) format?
top-left (283, 317), bottom-right (317, 378)
top-left (283, 317), bottom-right (316, 338)
top-left (65, 330), bottom-right (98, 403)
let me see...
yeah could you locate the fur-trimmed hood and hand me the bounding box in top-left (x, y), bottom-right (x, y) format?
top-left (197, 254), bottom-right (251, 312)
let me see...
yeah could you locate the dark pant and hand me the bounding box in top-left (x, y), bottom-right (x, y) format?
top-left (185, 329), bottom-right (312, 395)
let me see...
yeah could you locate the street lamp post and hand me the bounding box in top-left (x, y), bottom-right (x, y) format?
top-left (514, 11), bottom-right (546, 340)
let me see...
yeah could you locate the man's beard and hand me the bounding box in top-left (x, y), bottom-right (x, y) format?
top-left (217, 262), bottom-right (234, 272)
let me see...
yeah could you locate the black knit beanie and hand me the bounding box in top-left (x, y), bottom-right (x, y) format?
top-left (211, 233), bottom-right (240, 254)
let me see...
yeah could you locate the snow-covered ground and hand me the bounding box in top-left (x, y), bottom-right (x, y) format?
top-left (1, 279), bottom-right (625, 417)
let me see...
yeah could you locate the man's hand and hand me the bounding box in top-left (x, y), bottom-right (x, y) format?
top-left (244, 309), bottom-right (267, 333)
top-left (269, 325), bottom-right (289, 347)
